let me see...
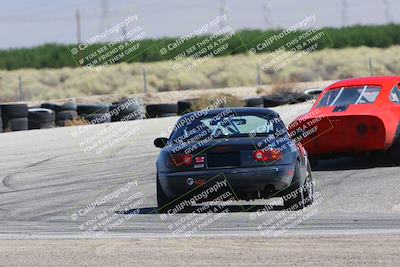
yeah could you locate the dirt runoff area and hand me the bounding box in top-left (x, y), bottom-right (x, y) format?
top-left (1, 234), bottom-right (399, 266)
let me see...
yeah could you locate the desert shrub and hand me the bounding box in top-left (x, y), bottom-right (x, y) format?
top-left (191, 93), bottom-right (245, 111)
top-left (1, 46), bottom-right (400, 101)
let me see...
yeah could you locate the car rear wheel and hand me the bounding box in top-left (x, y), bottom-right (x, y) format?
top-left (309, 156), bottom-right (319, 169)
top-left (389, 142), bottom-right (400, 166)
top-left (157, 176), bottom-right (177, 214)
top-left (283, 162), bottom-right (305, 210)
top-left (303, 162), bottom-right (314, 207)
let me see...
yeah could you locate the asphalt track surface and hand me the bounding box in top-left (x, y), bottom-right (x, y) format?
top-left (1, 102), bottom-right (400, 241)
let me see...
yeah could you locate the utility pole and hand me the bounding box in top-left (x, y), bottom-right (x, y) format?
top-left (122, 25), bottom-right (128, 42)
top-left (143, 65), bottom-right (148, 93)
top-left (219, 0), bottom-right (227, 31)
top-left (256, 63), bottom-right (262, 86)
top-left (341, 0), bottom-right (349, 27)
top-left (369, 58), bottom-right (374, 76)
top-left (18, 76), bottom-right (23, 101)
top-left (383, 0), bottom-right (393, 24)
top-left (75, 9), bottom-right (83, 66)
top-left (263, 0), bottom-right (272, 29)
top-left (99, 0), bottom-right (109, 35)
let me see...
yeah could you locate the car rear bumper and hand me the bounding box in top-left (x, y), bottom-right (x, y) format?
top-left (158, 164), bottom-right (295, 199)
top-left (290, 114), bottom-right (388, 156)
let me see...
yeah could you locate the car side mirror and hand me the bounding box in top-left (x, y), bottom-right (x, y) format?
top-left (154, 137), bottom-right (168, 148)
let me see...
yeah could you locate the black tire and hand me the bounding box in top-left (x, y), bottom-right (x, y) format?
top-left (9, 117), bottom-right (28, 131)
top-left (41, 103), bottom-right (61, 112)
top-left (263, 95), bottom-right (292, 107)
top-left (0, 108), bottom-right (2, 132)
top-left (56, 110), bottom-right (79, 121)
top-left (110, 100), bottom-right (144, 121)
top-left (0, 104), bottom-right (28, 118)
top-left (304, 88), bottom-right (323, 97)
top-left (56, 120), bottom-right (68, 127)
top-left (288, 92), bottom-right (314, 103)
top-left (157, 176), bottom-right (177, 214)
top-left (244, 97), bottom-right (263, 107)
top-left (28, 108), bottom-right (55, 123)
top-left (146, 104), bottom-right (178, 118)
top-left (158, 113), bottom-right (178, 118)
top-left (28, 108), bottom-right (56, 129)
top-left (389, 142), bottom-right (400, 166)
top-left (81, 113), bottom-right (111, 124)
top-left (39, 122), bottom-right (55, 129)
top-left (60, 101), bottom-right (77, 111)
top-left (29, 121), bottom-right (55, 130)
top-left (77, 104), bottom-right (110, 115)
top-left (309, 156), bottom-right (319, 169)
top-left (283, 161), bottom-right (305, 210)
top-left (177, 99), bottom-right (197, 115)
top-left (109, 104), bottom-right (120, 122)
top-left (303, 162), bottom-right (314, 207)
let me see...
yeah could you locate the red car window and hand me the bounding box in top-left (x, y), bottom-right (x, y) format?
top-left (318, 85), bottom-right (381, 107)
top-left (390, 86), bottom-right (400, 104)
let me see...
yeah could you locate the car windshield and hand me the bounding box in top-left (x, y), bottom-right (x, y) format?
top-left (169, 112), bottom-right (286, 144)
top-left (318, 86), bottom-right (381, 107)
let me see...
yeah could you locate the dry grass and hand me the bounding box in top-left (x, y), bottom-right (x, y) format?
top-left (0, 46), bottom-right (399, 102)
top-left (191, 93), bottom-right (245, 111)
top-left (63, 118), bottom-right (88, 127)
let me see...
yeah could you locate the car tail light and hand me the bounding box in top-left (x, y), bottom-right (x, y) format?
top-left (252, 149), bottom-right (283, 162)
top-left (170, 154), bottom-right (193, 167)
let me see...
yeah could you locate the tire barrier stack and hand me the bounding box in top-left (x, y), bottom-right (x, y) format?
top-left (0, 88), bottom-right (319, 134)
top-left (304, 88), bottom-right (323, 98)
top-left (263, 92), bottom-right (315, 108)
top-left (244, 97), bottom-right (263, 107)
top-left (77, 104), bottom-right (111, 124)
top-left (0, 104), bottom-right (29, 132)
top-left (110, 98), bottom-right (145, 122)
top-left (177, 99), bottom-right (197, 115)
top-left (146, 103), bottom-right (178, 118)
top-left (28, 108), bottom-right (56, 129)
top-left (41, 102), bottom-right (79, 126)
top-left (0, 107), bottom-right (2, 133)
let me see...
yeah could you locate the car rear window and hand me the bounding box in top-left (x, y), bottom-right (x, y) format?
top-left (170, 112), bottom-right (286, 144)
top-left (318, 86), bottom-right (381, 107)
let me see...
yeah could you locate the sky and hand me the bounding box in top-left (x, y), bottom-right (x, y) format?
top-left (0, 0), bottom-right (398, 49)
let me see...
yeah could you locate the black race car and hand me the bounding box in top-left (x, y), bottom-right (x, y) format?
top-left (154, 108), bottom-right (314, 213)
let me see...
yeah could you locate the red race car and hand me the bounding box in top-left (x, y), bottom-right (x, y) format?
top-left (288, 76), bottom-right (400, 166)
